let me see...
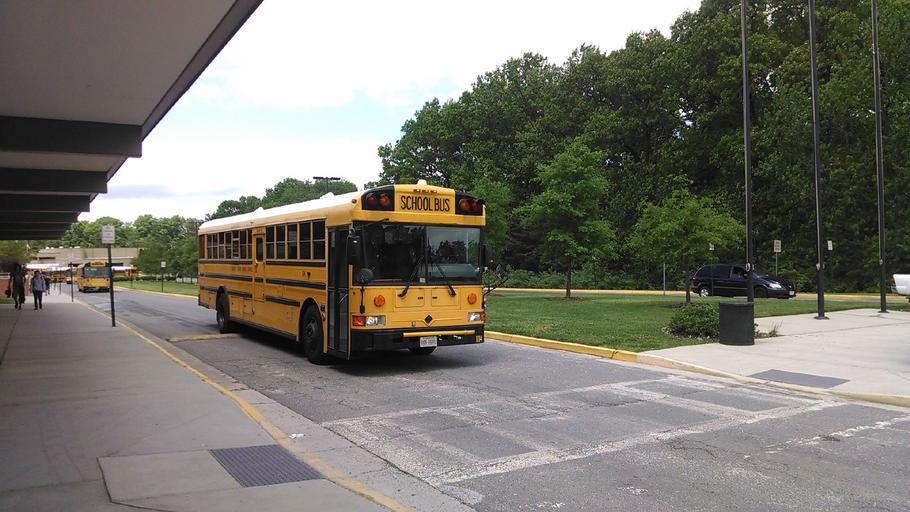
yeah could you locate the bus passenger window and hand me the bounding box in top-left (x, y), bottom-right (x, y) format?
top-left (239, 230), bottom-right (248, 259)
top-left (266, 226), bottom-right (275, 259)
top-left (218, 232), bottom-right (226, 259)
top-left (255, 237), bottom-right (263, 261)
top-left (300, 222), bottom-right (311, 259)
top-left (232, 230), bottom-right (240, 259)
top-left (287, 224), bottom-right (298, 259)
top-left (313, 221), bottom-right (325, 260)
top-left (276, 225), bottom-right (286, 259)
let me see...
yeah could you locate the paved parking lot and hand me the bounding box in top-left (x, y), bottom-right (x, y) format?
top-left (79, 290), bottom-right (910, 511)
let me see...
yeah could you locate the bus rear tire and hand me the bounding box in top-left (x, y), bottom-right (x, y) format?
top-left (409, 347), bottom-right (436, 355)
top-left (301, 307), bottom-right (330, 365)
top-left (216, 294), bottom-right (236, 333)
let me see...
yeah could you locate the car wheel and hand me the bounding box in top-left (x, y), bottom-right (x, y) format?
top-left (697, 286), bottom-right (710, 297)
top-left (409, 347), bottom-right (436, 355)
top-left (216, 293), bottom-right (236, 333)
top-left (754, 287), bottom-right (768, 299)
top-left (301, 306), bottom-right (330, 365)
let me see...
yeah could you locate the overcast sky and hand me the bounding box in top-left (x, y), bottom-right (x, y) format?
top-left (84, 0), bottom-right (703, 222)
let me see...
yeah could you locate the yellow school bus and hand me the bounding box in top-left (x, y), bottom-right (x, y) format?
top-left (197, 182), bottom-right (491, 364)
top-left (76, 260), bottom-right (111, 292)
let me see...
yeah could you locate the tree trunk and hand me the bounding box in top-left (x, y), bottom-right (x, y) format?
top-left (565, 259), bottom-right (572, 299)
top-left (685, 275), bottom-right (691, 304)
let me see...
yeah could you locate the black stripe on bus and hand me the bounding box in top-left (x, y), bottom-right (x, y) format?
top-left (254, 277), bottom-right (264, 283)
top-left (227, 316), bottom-right (297, 340)
top-left (199, 259), bottom-right (253, 265)
top-left (227, 289), bottom-right (253, 298)
top-left (200, 285), bottom-right (219, 292)
top-left (265, 295), bottom-right (301, 307)
top-left (265, 260), bottom-right (325, 267)
top-left (199, 273), bottom-right (253, 282)
top-left (266, 278), bottom-right (325, 290)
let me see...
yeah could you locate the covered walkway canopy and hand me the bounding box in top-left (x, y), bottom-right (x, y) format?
top-left (0, 0), bottom-right (262, 240)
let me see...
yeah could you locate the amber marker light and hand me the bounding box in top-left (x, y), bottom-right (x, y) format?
top-left (467, 292), bottom-right (477, 305)
top-left (373, 294), bottom-right (386, 307)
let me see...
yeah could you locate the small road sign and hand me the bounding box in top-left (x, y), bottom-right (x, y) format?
top-left (708, 243), bottom-right (715, 251)
top-left (160, 260), bottom-right (167, 268)
top-left (827, 240), bottom-right (833, 251)
top-left (101, 225), bottom-right (115, 245)
top-left (773, 239), bottom-right (781, 253)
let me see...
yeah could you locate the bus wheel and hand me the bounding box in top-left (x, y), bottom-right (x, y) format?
top-left (409, 347), bottom-right (436, 355)
top-left (301, 307), bottom-right (329, 365)
top-left (216, 294), bottom-right (236, 333)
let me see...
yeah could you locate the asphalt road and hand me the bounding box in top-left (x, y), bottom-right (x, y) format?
top-left (78, 288), bottom-right (910, 512)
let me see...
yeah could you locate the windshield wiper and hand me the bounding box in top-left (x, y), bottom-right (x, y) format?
top-left (427, 253), bottom-right (457, 297)
top-left (398, 250), bottom-right (425, 298)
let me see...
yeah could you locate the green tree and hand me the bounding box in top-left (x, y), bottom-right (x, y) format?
top-left (207, 195), bottom-right (261, 221)
top-left (469, 176), bottom-right (512, 256)
top-left (261, 178), bottom-right (357, 209)
top-left (626, 190), bottom-right (744, 302)
top-left (519, 141), bottom-right (617, 297)
top-left (0, 241), bottom-right (31, 265)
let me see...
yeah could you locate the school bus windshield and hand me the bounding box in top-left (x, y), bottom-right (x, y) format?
top-left (361, 224), bottom-right (481, 283)
top-left (82, 267), bottom-right (109, 278)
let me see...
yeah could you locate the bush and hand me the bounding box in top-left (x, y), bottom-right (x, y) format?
top-left (667, 303), bottom-right (719, 338)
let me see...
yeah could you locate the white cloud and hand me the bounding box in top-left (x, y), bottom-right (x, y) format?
top-left (82, 131), bottom-right (383, 221)
top-left (191, 0), bottom-right (702, 108)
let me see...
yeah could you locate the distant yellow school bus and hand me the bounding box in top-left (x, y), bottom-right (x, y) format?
top-left (197, 182), bottom-right (491, 364)
top-left (76, 260), bottom-right (111, 292)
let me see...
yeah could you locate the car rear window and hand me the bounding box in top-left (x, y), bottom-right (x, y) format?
top-left (712, 265), bottom-right (732, 278)
top-left (696, 266), bottom-right (711, 277)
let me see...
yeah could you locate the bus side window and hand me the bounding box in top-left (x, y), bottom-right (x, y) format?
top-left (301, 222), bottom-right (311, 259)
top-left (288, 224), bottom-right (298, 259)
top-left (239, 230), bottom-right (248, 259)
top-left (255, 237), bottom-right (264, 262)
top-left (266, 226), bottom-right (275, 259)
top-left (313, 220), bottom-right (325, 260)
top-left (276, 225), bottom-right (286, 259)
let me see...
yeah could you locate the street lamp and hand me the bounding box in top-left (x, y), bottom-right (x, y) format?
top-left (808, 0), bottom-right (828, 320)
top-left (313, 176), bottom-right (341, 195)
top-left (871, 0), bottom-right (888, 314)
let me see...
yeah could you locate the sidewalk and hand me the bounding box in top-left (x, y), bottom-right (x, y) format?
top-left (647, 308), bottom-right (910, 399)
top-left (0, 293), bottom-right (386, 511)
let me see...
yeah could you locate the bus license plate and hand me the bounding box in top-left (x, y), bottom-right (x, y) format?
top-left (419, 336), bottom-right (438, 348)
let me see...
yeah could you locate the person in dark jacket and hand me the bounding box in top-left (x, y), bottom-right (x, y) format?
top-left (8, 264), bottom-right (26, 310)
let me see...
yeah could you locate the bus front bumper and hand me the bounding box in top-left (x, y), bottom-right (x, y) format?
top-left (351, 325), bottom-right (484, 352)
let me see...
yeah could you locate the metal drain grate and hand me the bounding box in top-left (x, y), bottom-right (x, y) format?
top-left (210, 444), bottom-right (321, 487)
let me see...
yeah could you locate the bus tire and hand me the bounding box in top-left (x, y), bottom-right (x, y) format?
top-left (216, 293), bottom-right (236, 333)
top-left (301, 307), bottom-right (330, 365)
top-left (409, 347), bottom-right (436, 355)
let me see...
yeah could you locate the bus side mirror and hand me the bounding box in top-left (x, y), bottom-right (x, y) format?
top-left (482, 244), bottom-right (494, 268)
top-left (346, 235), bottom-right (362, 266)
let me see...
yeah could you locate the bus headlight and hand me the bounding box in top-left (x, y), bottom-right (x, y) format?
top-left (468, 311), bottom-right (485, 322)
top-left (353, 315), bottom-right (385, 327)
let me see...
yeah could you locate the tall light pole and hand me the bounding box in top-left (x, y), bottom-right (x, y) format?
top-left (871, 0), bottom-right (888, 313)
top-left (313, 176), bottom-right (341, 195)
top-left (740, 0), bottom-right (755, 305)
top-left (808, 0), bottom-right (828, 319)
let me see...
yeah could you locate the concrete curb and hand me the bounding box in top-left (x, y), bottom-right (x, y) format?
top-left (494, 288), bottom-right (904, 301)
top-left (114, 286), bottom-right (196, 299)
top-left (486, 330), bottom-right (910, 409)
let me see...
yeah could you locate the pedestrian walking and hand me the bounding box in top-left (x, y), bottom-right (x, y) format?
top-left (8, 264), bottom-right (26, 310)
top-left (31, 270), bottom-right (46, 310)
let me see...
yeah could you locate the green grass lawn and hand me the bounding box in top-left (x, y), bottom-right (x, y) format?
top-left (116, 280), bottom-right (199, 296)
top-left (485, 291), bottom-right (909, 353)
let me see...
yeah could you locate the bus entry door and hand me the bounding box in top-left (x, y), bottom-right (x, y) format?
top-left (252, 234), bottom-right (266, 317)
top-left (327, 229), bottom-right (350, 358)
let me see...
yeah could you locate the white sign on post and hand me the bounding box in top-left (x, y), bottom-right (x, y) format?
top-left (160, 260), bottom-right (166, 268)
top-left (708, 243), bottom-right (715, 251)
top-left (101, 225), bottom-right (115, 245)
top-left (773, 239), bottom-right (781, 253)
top-left (827, 240), bottom-right (833, 251)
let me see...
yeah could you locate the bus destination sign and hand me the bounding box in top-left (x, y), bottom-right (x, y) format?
top-left (398, 194), bottom-right (451, 213)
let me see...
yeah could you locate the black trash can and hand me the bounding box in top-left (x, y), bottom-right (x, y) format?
top-left (718, 302), bottom-right (755, 346)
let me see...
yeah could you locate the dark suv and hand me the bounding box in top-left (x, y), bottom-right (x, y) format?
top-left (691, 264), bottom-right (795, 299)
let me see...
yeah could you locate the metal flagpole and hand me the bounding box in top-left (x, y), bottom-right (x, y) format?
top-left (871, 0), bottom-right (888, 313)
top-left (740, 0), bottom-right (755, 305)
top-left (808, 0), bottom-right (827, 319)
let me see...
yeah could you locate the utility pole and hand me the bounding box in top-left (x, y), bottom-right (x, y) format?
top-left (740, 0), bottom-right (755, 305)
top-left (808, 0), bottom-right (828, 319)
top-left (313, 176), bottom-right (341, 195)
top-left (871, 0), bottom-right (888, 314)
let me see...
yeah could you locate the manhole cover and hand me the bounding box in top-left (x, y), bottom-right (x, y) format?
top-left (210, 444), bottom-right (321, 487)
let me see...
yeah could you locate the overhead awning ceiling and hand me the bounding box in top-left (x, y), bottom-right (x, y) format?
top-left (0, 0), bottom-right (262, 240)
